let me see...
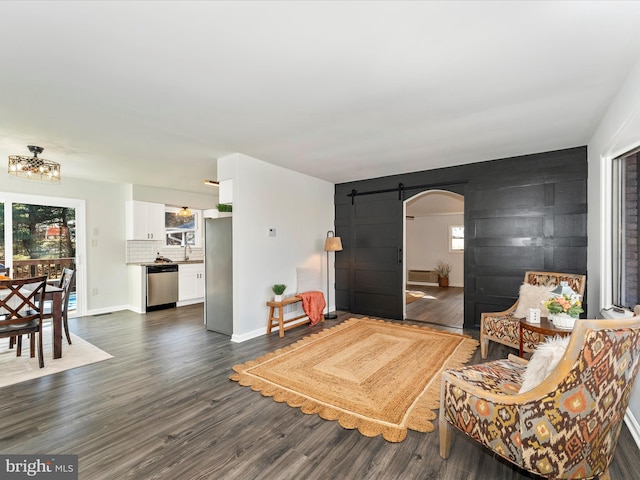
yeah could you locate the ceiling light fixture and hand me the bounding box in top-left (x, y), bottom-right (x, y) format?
top-left (203, 180), bottom-right (219, 186)
top-left (8, 145), bottom-right (61, 182)
top-left (178, 207), bottom-right (192, 217)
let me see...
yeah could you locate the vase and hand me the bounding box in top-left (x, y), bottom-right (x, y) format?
top-left (549, 312), bottom-right (577, 329)
top-left (274, 294), bottom-right (282, 302)
top-left (438, 276), bottom-right (449, 288)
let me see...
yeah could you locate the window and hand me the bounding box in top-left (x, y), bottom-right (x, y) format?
top-left (449, 225), bottom-right (464, 252)
top-left (165, 207), bottom-right (200, 247)
top-left (612, 148), bottom-right (640, 308)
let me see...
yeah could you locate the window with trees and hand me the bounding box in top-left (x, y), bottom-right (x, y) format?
top-left (612, 147), bottom-right (640, 308)
top-left (165, 207), bottom-right (200, 247)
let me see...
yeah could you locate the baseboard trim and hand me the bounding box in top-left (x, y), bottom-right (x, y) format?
top-left (85, 305), bottom-right (132, 316)
top-left (625, 408), bottom-right (640, 450)
top-left (231, 327), bottom-right (265, 343)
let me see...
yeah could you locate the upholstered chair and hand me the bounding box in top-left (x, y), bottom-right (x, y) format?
top-left (480, 271), bottom-right (586, 358)
top-left (440, 317), bottom-right (640, 480)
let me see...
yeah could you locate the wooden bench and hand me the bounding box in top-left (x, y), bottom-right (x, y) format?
top-left (266, 295), bottom-right (318, 337)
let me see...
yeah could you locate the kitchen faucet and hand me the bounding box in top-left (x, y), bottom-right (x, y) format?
top-left (183, 244), bottom-right (192, 261)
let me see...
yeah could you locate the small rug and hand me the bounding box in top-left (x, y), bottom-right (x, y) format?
top-left (230, 317), bottom-right (478, 442)
top-left (0, 328), bottom-right (113, 388)
top-left (406, 290), bottom-right (425, 304)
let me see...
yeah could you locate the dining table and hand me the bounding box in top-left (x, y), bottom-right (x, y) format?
top-left (45, 284), bottom-right (64, 359)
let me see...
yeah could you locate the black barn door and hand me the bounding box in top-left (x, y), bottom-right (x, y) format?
top-left (349, 191), bottom-right (403, 319)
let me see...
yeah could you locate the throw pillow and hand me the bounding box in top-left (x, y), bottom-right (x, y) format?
top-left (519, 336), bottom-right (570, 393)
top-left (513, 283), bottom-right (554, 318)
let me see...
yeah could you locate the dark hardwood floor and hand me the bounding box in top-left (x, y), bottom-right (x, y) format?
top-left (0, 304), bottom-right (637, 479)
top-left (406, 284), bottom-right (464, 329)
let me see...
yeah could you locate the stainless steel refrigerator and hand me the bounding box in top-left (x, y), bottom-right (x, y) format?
top-left (204, 217), bottom-right (233, 335)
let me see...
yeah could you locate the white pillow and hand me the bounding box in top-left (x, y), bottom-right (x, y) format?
top-left (513, 283), bottom-right (554, 318)
top-left (296, 267), bottom-right (321, 293)
top-left (519, 336), bottom-right (570, 393)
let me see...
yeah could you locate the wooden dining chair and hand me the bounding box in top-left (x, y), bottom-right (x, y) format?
top-left (43, 267), bottom-right (76, 345)
top-left (0, 276), bottom-right (47, 368)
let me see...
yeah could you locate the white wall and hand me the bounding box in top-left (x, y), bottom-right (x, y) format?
top-left (405, 214), bottom-right (464, 287)
top-left (132, 184), bottom-right (217, 210)
top-left (0, 175), bottom-right (130, 314)
top-left (1, 171), bottom-right (214, 315)
top-left (588, 56), bottom-right (640, 443)
top-left (217, 153), bottom-right (335, 341)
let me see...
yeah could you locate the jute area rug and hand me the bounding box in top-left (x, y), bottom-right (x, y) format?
top-left (231, 317), bottom-right (478, 442)
top-left (0, 327), bottom-right (112, 388)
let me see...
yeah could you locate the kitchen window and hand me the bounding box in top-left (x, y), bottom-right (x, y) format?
top-left (165, 207), bottom-right (201, 247)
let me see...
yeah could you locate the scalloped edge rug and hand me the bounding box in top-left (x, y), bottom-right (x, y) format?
top-left (230, 317), bottom-right (478, 442)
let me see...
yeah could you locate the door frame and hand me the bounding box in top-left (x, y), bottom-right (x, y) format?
top-left (1, 192), bottom-right (87, 317)
top-left (402, 184), bottom-right (466, 322)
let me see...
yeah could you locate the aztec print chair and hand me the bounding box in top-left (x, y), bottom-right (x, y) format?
top-left (439, 317), bottom-right (640, 480)
top-left (480, 271), bottom-right (586, 359)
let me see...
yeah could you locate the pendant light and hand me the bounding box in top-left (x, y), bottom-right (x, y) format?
top-left (178, 207), bottom-right (192, 217)
top-left (8, 145), bottom-right (61, 182)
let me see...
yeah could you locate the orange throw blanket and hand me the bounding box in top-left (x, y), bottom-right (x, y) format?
top-left (298, 291), bottom-right (326, 326)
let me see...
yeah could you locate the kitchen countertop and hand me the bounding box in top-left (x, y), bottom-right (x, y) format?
top-left (127, 260), bottom-right (204, 266)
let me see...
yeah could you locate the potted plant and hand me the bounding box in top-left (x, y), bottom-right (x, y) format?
top-left (272, 284), bottom-right (287, 302)
top-left (216, 203), bottom-right (232, 217)
top-left (435, 261), bottom-right (452, 288)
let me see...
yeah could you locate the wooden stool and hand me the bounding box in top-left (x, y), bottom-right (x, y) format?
top-left (266, 296), bottom-right (310, 337)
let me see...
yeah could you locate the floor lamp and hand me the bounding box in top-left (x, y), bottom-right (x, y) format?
top-left (324, 230), bottom-right (343, 319)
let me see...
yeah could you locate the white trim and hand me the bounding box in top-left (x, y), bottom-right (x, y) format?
top-left (625, 408), bottom-right (640, 450)
top-left (87, 305), bottom-right (131, 316)
top-left (0, 192), bottom-right (87, 317)
top-left (231, 326), bottom-right (265, 343)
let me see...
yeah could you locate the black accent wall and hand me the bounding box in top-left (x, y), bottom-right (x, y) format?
top-left (334, 146), bottom-right (588, 329)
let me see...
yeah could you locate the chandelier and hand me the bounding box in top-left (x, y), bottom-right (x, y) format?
top-left (8, 145), bottom-right (61, 181)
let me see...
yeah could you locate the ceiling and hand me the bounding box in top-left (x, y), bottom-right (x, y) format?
top-left (2, 1), bottom-right (640, 195)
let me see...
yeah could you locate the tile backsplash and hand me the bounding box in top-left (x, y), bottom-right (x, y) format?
top-left (126, 240), bottom-right (204, 264)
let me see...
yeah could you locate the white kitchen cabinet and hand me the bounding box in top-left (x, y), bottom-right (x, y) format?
top-left (126, 201), bottom-right (165, 240)
top-left (178, 263), bottom-right (205, 305)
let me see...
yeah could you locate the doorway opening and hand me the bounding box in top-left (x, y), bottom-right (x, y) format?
top-left (403, 190), bottom-right (464, 330)
top-left (0, 193), bottom-right (85, 317)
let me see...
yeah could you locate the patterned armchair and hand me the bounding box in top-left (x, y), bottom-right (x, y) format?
top-left (440, 317), bottom-right (640, 479)
top-left (480, 271), bottom-right (586, 359)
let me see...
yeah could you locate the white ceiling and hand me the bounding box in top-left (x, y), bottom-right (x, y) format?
top-left (2, 1), bottom-right (640, 195)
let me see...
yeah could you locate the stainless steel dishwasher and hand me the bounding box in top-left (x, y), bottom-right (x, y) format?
top-left (146, 264), bottom-right (179, 311)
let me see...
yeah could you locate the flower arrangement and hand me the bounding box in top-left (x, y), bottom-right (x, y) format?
top-left (544, 292), bottom-right (583, 318)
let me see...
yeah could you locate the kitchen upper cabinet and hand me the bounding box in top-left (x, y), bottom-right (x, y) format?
top-left (126, 201), bottom-right (165, 240)
top-left (178, 263), bottom-right (205, 304)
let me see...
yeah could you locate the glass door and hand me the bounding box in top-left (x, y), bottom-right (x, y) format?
top-left (0, 194), bottom-right (84, 316)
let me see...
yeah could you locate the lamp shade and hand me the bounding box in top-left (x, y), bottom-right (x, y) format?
top-left (324, 235), bottom-right (343, 252)
top-left (551, 281), bottom-right (576, 297)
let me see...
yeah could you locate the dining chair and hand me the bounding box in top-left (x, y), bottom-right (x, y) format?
top-left (0, 276), bottom-right (47, 368)
top-left (43, 267), bottom-right (76, 345)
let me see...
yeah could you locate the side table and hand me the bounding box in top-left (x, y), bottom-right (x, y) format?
top-left (519, 317), bottom-right (572, 357)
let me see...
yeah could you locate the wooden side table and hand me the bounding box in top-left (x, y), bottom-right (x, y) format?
top-left (519, 317), bottom-right (572, 357)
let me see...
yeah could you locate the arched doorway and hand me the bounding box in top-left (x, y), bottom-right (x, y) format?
top-left (403, 190), bottom-right (464, 329)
